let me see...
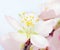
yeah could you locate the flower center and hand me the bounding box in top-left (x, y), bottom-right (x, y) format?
top-left (19, 12), bottom-right (39, 36)
top-left (20, 12), bottom-right (40, 27)
top-left (26, 21), bottom-right (34, 27)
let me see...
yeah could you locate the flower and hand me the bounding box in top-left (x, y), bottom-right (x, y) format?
top-left (0, 11), bottom-right (60, 50)
top-left (39, 9), bottom-right (60, 20)
top-left (47, 28), bottom-right (60, 50)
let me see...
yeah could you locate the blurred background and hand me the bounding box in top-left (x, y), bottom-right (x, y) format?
top-left (0, 0), bottom-right (60, 50)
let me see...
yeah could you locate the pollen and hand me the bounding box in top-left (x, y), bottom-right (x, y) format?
top-left (22, 12), bottom-right (26, 15)
top-left (26, 21), bottom-right (34, 27)
top-left (55, 20), bottom-right (60, 29)
top-left (30, 46), bottom-right (33, 50)
top-left (24, 18), bottom-right (27, 21)
top-left (30, 16), bottom-right (34, 19)
top-left (20, 44), bottom-right (24, 49)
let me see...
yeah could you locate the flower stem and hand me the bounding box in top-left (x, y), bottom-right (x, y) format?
top-left (49, 29), bottom-right (55, 37)
top-left (24, 39), bottom-right (32, 50)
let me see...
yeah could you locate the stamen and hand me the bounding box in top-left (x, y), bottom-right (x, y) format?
top-left (26, 21), bottom-right (34, 27)
top-left (30, 45), bottom-right (33, 50)
top-left (22, 12), bottom-right (26, 15)
top-left (54, 20), bottom-right (60, 30)
top-left (30, 16), bottom-right (34, 19)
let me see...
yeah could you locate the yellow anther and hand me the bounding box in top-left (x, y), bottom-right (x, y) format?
top-left (21, 20), bottom-right (24, 23)
top-left (30, 16), bottom-right (34, 19)
top-left (21, 18), bottom-right (27, 23)
top-left (24, 18), bottom-right (27, 21)
top-left (26, 21), bottom-right (34, 27)
top-left (30, 46), bottom-right (33, 50)
top-left (22, 12), bottom-right (26, 15)
top-left (26, 16), bottom-right (29, 19)
top-left (20, 44), bottom-right (24, 49)
top-left (55, 20), bottom-right (60, 30)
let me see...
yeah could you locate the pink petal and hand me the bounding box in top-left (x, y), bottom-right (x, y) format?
top-left (39, 9), bottom-right (56, 20)
top-left (48, 28), bottom-right (60, 50)
top-left (0, 34), bottom-right (20, 50)
top-left (0, 32), bottom-right (28, 50)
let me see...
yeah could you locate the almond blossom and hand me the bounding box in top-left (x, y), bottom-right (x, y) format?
top-left (0, 12), bottom-right (60, 50)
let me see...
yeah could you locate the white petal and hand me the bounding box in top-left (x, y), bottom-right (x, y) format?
top-left (0, 34), bottom-right (10, 43)
top-left (31, 35), bottom-right (49, 48)
top-left (5, 16), bottom-right (21, 30)
top-left (10, 32), bottom-right (28, 43)
top-left (35, 18), bottom-right (60, 37)
top-left (35, 20), bottom-right (53, 37)
top-left (0, 32), bottom-right (27, 50)
top-left (45, 18), bottom-right (60, 27)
